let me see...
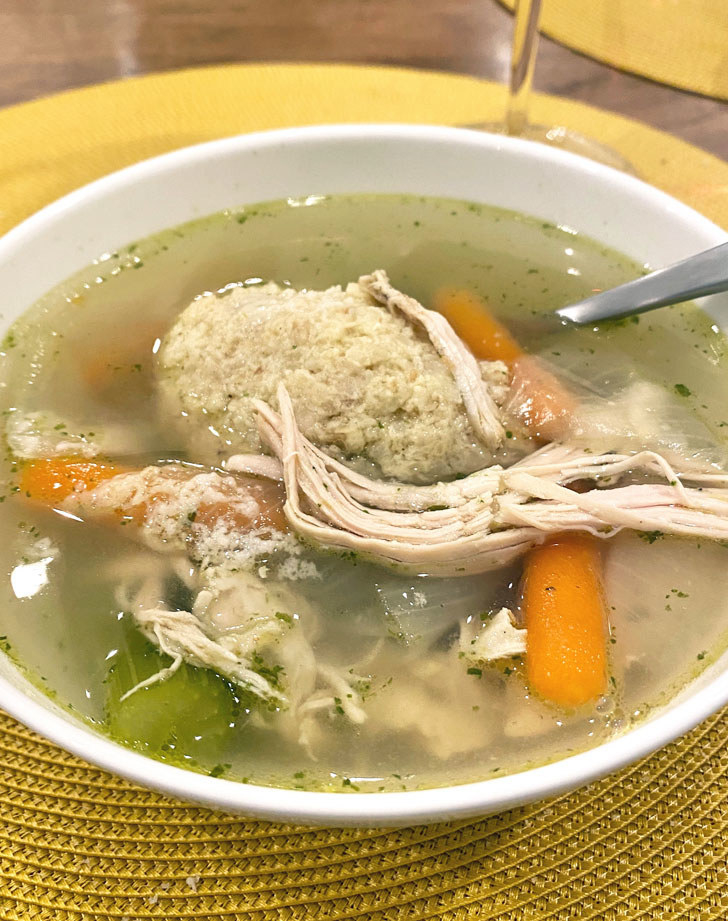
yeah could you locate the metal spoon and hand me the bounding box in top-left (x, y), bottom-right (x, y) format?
top-left (556, 241), bottom-right (728, 324)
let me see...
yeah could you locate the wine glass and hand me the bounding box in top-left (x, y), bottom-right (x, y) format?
top-left (480, 0), bottom-right (635, 174)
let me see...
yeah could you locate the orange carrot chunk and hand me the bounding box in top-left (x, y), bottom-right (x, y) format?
top-left (19, 457), bottom-right (288, 533)
top-left (433, 287), bottom-right (524, 364)
top-left (508, 353), bottom-right (575, 442)
top-left (520, 533), bottom-right (607, 708)
top-left (192, 479), bottom-right (288, 534)
top-left (81, 323), bottom-right (165, 398)
top-left (19, 458), bottom-right (124, 504)
top-left (433, 287), bottom-right (574, 439)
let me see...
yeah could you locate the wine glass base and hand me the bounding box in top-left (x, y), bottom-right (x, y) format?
top-left (468, 122), bottom-right (637, 176)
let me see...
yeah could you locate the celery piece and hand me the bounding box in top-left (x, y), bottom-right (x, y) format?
top-left (105, 618), bottom-right (242, 763)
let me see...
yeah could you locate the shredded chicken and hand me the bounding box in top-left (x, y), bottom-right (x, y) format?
top-left (128, 606), bottom-right (282, 702)
top-left (459, 608), bottom-right (527, 662)
top-left (359, 270), bottom-right (505, 450)
top-left (225, 454), bottom-right (285, 481)
top-left (253, 384), bottom-right (728, 576)
top-left (363, 650), bottom-right (495, 759)
top-left (5, 410), bottom-right (145, 460)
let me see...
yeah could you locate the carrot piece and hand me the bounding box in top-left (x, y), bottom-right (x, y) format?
top-left (520, 533), bottom-right (608, 708)
top-left (433, 288), bottom-right (524, 364)
top-left (433, 287), bottom-right (574, 440)
top-left (81, 323), bottom-right (164, 397)
top-left (508, 353), bottom-right (575, 442)
top-left (19, 459), bottom-right (123, 504)
top-left (19, 457), bottom-right (288, 533)
top-left (192, 479), bottom-right (288, 534)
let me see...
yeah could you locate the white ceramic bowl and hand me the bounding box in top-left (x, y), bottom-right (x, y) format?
top-left (1, 125), bottom-right (727, 827)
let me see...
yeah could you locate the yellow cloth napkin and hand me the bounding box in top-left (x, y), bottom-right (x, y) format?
top-left (1, 63), bottom-right (728, 921)
top-left (501, 0), bottom-right (728, 99)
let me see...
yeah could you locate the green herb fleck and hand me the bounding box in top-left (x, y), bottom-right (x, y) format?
top-left (250, 651), bottom-right (284, 690)
top-left (639, 530), bottom-right (664, 544)
top-left (209, 763), bottom-right (230, 778)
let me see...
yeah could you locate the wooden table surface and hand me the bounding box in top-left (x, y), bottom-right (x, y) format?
top-left (1, 0), bottom-right (726, 160)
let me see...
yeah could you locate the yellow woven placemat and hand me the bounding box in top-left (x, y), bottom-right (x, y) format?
top-left (2, 63), bottom-right (728, 920)
top-left (501, 0), bottom-right (728, 100)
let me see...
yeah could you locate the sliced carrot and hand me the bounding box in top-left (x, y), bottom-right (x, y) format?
top-left (520, 533), bottom-right (607, 708)
top-left (433, 287), bottom-right (574, 440)
top-left (106, 479), bottom-right (288, 533)
top-left (508, 354), bottom-right (575, 442)
top-left (19, 458), bottom-right (124, 504)
top-left (81, 323), bottom-right (164, 398)
top-left (19, 457), bottom-right (287, 533)
top-left (191, 479), bottom-right (288, 534)
top-left (433, 288), bottom-right (524, 364)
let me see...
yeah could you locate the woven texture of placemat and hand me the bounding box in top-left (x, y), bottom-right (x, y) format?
top-left (501, 0), bottom-right (728, 100)
top-left (1, 63), bottom-right (728, 919)
top-left (3, 706), bottom-right (728, 920)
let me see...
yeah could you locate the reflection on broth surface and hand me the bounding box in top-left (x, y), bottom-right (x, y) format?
top-left (2, 193), bottom-right (728, 792)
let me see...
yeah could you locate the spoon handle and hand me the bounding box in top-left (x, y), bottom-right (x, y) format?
top-left (556, 241), bottom-right (728, 324)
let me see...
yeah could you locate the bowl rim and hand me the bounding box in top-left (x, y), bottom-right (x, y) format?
top-left (1, 122), bottom-right (728, 826)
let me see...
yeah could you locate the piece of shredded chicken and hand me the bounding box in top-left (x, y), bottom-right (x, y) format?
top-left (459, 608), bottom-right (527, 662)
top-left (5, 410), bottom-right (149, 460)
top-left (358, 270), bottom-right (506, 451)
top-left (250, 384), bottom-right (728, 576)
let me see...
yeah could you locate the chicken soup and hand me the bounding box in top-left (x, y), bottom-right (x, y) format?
top-left (2, 193), bottom-right (728, 792)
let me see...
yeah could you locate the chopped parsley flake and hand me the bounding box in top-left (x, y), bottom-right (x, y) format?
top-left (639, 530), bottom-right (664, 544)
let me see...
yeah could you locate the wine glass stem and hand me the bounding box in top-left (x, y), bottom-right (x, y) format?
top-left (506, 0), bottom-right (543, 137)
